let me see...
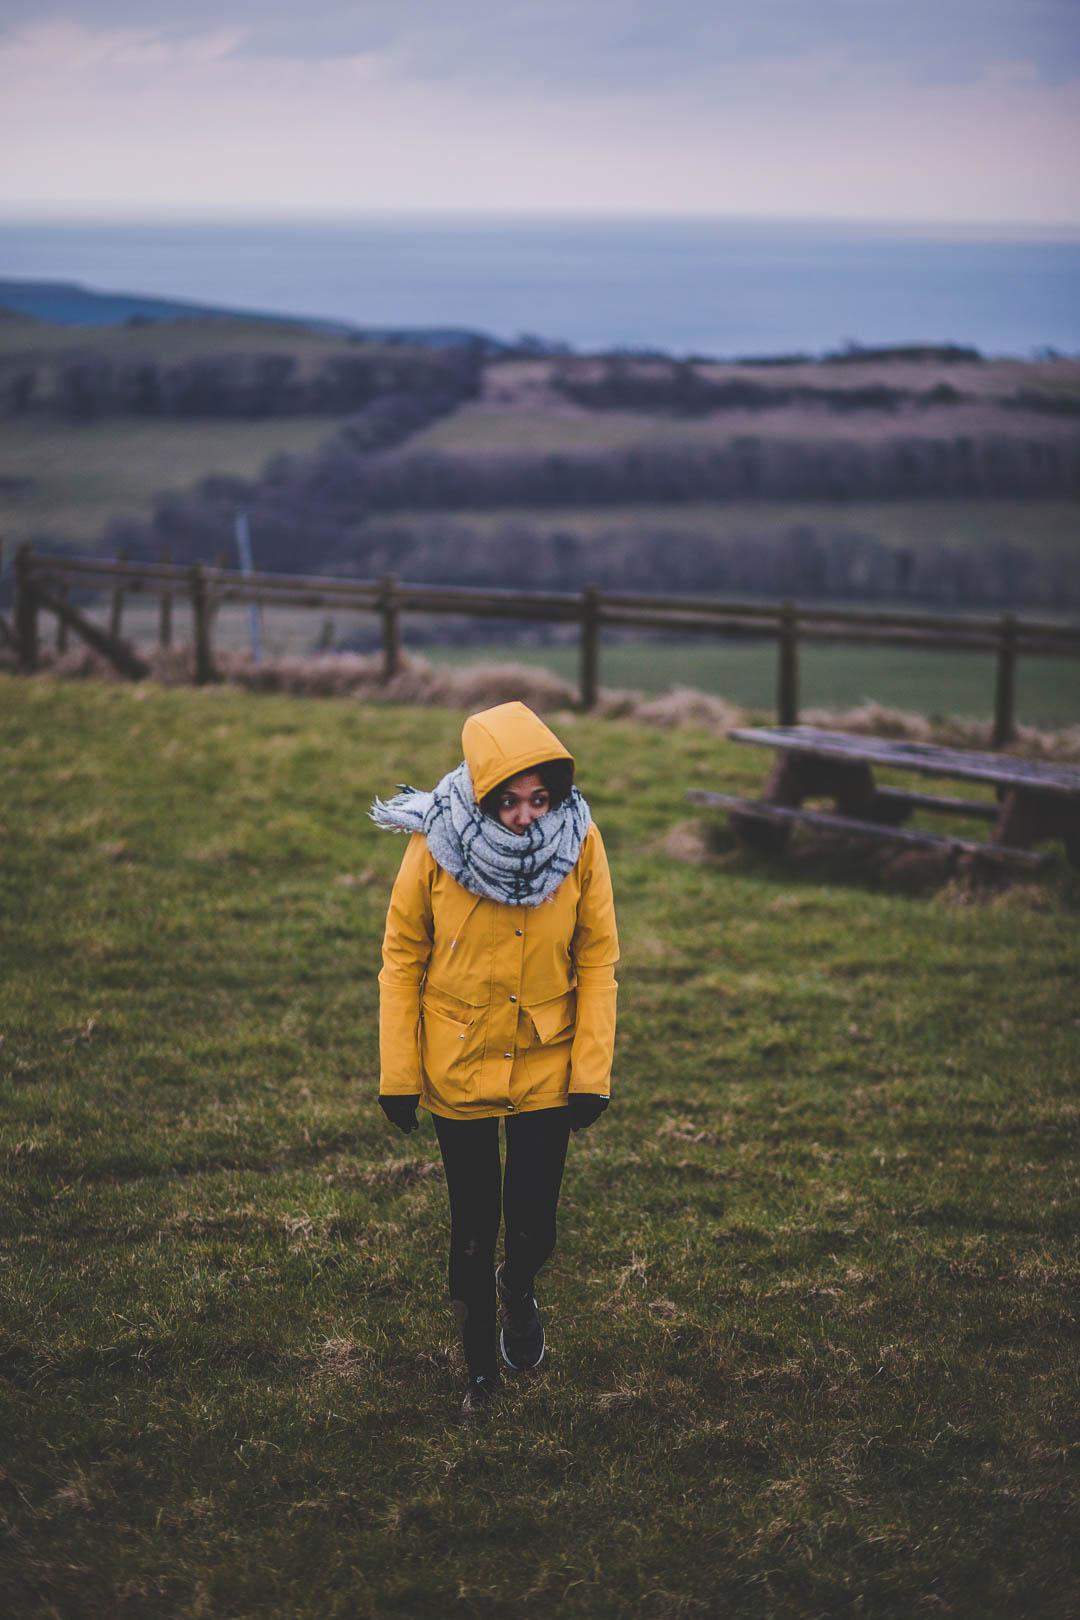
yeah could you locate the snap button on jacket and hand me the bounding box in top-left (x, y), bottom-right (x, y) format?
top-left (377, 708), bottom-right (619, 1120)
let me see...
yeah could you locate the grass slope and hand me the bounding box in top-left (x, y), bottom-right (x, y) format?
top-left (1, 678), bottom-right (1079, 1619)
top-left (0, 312), bottom-right (354, 362)
top-left (0, 414), bottom-right (343, 546)
top-left (0, 312), bottom-right (453, 548)
top-left (0, 317), bottom-right (351, 545)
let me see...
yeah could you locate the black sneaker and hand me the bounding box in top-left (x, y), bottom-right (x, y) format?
top-left (495, 1261), bottom-right (545, 1372)
top-left (461, 1371), bottom-right (500, 1422)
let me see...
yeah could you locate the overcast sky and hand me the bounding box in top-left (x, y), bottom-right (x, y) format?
top-left (2, 1), bottom-right (1078, 225)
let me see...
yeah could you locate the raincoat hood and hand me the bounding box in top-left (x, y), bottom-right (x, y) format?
top-left (462, 702), bottom-right (575, 804)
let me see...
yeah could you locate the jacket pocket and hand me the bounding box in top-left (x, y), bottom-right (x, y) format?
top-left (422, 980), bottom-right (483, 1018)
top-left (524, 989), bottom-right (577, 1045)
top-left (420, 983), bottom-right (482, 1094)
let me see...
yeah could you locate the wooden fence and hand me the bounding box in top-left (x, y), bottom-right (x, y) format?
top-left (6, 542), bottom-right (1080, 744)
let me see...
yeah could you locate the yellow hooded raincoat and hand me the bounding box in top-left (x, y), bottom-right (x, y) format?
top-left (378, 702), bottom-right (619, 1120)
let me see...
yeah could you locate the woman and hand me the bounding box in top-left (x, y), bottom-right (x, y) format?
top-left (370, 700), bottom-right (619, 1419)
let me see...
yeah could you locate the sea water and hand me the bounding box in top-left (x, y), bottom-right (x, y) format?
top-left (2, 215), bottom-right (1079, 357)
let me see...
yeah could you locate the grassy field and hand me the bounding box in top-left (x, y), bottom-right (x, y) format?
top-left (3, 318), bottom-right (1077, 577)
top-left (409, 397), bottom-right (1080, 455)
top-left (0, 310), bottom-right (458, 549)
top-left (0, 414), bottom-right (343, 547)
top-left (2, 676), bottom-right (1078, 1618)
top-left (0, 313), bottom-right (359, 366)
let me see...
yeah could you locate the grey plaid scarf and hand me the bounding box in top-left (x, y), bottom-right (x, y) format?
top-left (370, 759), bottom-right (591, 906)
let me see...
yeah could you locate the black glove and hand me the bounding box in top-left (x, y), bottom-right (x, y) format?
top-left (379, 1093), bottom-right (420, 1134)
top-left (568, 1093), bottom-right (609, 1133)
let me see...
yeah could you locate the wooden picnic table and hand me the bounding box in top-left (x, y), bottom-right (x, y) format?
top-left (686, 725), bottom-right (1080, 870)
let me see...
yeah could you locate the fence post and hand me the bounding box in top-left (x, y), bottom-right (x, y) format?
top-left (191, 562), bottom-right (215, 684)
top-left (207, 548), bottom-right (228, 636)
top-left (55, 582), bottom-right (69, 653)
top-left (380, 573), bottom-right (401, 680)
top-left (579, 585), bottom-right (600, 710)
top-left (992, 611), bottom-right (1017, 747)
top-left (159, 545), bottom-right (173, 649)
top-left (777, 599), bottom-right (799, 726)
top-left (14, 543), bottom-right (38, 671)
top-left (109, 546), bottom-right (128, 640)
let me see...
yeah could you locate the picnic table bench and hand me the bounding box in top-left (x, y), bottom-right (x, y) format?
top-left (686, 725), bottom-right (1080, 870)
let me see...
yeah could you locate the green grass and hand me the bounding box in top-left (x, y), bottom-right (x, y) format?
top-left (0, 311), bottom-right (452, 548)
top-left (2, 676), bottom-right (1079, 1618)
top-left (0, 313), bottom-right (360, 365)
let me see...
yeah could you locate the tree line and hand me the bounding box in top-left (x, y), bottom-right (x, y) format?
top-left (548, 356), bottom-right (1079, 419)
top-left (365, 520), bottom-right (1076, 611)
top-left (1, 344), bottom-right (483, 420)
top-left (253, 433), bottom-right (1079, 513)
top-left (551, 358), bottom-right (965, 415)
top-left (98, 499), bottom-right (1076, 610)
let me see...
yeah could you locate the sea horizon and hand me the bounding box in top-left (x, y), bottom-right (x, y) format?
top-left (2, 212), bottom-right (1079, 358)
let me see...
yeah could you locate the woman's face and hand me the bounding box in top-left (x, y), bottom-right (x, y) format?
top-left (495, 770), bottom-right (551, 834)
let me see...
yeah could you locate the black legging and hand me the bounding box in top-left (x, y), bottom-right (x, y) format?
top-left (433, 1106), bottom-right (571, 1376)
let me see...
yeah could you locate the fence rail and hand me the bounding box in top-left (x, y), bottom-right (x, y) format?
top-left (7, 543), bottom-right (1080, 744)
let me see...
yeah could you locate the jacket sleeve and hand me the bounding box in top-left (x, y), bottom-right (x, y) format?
top-left (569, 823), bottom-right (620, 1097)
top-left (378, 833), bottom-right (434, 1095)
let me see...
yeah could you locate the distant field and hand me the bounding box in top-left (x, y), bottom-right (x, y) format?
top-left (3, 322), bottom-right (1076, 579)
top-left (0, 311), bottom-right (379, 369)
top-left (0, 311), bottom-right (444, 549)
top-left (409, 399), bottom-right (1079, 455)
top-left (483, 353), bottom-right (1080, 406)
top-left (3, 326), bottom-right (1076, 636)
top-left (0, 414), bottom-right (343, 546)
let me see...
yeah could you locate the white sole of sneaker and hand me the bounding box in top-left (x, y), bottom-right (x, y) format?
top-left (500, 1327), bottom-right (545, 1372)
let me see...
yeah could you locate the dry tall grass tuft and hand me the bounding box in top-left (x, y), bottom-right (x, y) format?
top-left (634, 685), bottom-right (745, 734)
top-left (801, 699), bottom-right (1080, 760)
top-left (214, 648), bottom-right (580, 712)
top-left (800, 701), bottom-right (935, 742)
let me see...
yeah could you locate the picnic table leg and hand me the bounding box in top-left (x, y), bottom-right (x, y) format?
top-left (828, 762), bottom-right (877, 818)
top-left (764, 754), bottom-right (879, 815)
top-left (730, 753), bottom-right (882, 854)
top-left (729, 753), bottom-right (792, 851)
top-left (993, 789), bottom-right (1080, 870)
top-left (803, 758), bottom-right (914, 827)
top-left (728, 753), bottom-right (803, 851)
